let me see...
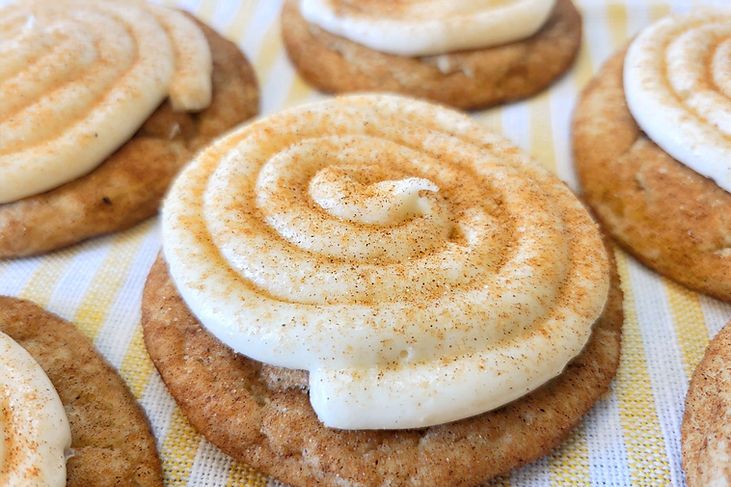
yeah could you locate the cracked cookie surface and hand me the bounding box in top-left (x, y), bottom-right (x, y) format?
top-left (281, 0), bottom-right (581, 110)
top-left (573, 49), bottom-right (731, 302)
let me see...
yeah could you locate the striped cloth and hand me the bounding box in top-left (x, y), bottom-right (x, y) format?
top-left (1, 0), bottom-right (730, 485)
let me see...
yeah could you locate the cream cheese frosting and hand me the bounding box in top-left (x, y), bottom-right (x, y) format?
top-left (0, 0), bottom-right (213, 204)
top-left (0, 332), bottom-right (71, 486)
top-left (299, 0), bottom-right (557, 56)
top-left (162, 94), bottom-right (610, 430)
top-left (624, 9), bottom-right (731, 194)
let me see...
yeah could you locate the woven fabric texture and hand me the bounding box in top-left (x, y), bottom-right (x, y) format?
top-left (0, 0), bottom-right (729, 485)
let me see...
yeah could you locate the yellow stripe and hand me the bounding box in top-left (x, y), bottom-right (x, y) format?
top-left (475, 108), bottom-right (504, 133)
top-left (614, 250), bottom-right (671, 485)
top-left (663, 280), bottom-right (709, 377)
top-left (571, 27), bottom-right (595, 89)
top-left (649, 3), bottom-right (671, 21)
top-left (226, 463), bottom-right (268, 487)
top-left (19, 250), bottom-right (81, 308)
top-left (120, 324), bottom-right (157, 397)
top-left (253, 21), bottom-right (284, 84)
top-left (605, 3), bottom-right (629, 48)
top-left (549, 427), bottom-right (591, 485)
top-left (282, 75), bottom-right (315, 108)
top-left (73, 221), bottom-right (153, 340)
top-left (529, 91), bottom-right (557, 173)
top-left (161, 409), bottom-right (205, 485)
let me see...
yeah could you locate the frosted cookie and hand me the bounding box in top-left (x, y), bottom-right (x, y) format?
top-left (0, 0), bottom-right (259, 258)
top-left (143, 94), bottom-right (623, 485)
top-left (0, 296), bottom-right (162, 486)
top-left (573, 10), bottom-right (731, 302)
top-left (682, 322), bottom-right (731, 487)
top-left (282, 0), bottom-right (581, 109)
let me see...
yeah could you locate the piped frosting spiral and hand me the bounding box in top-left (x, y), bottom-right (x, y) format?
top-left (162, 94), bottom-right (610, 430)
top-left (0, 0), bottom-right (212, 204)
top-left (624, 9), bottom-right (731, 194)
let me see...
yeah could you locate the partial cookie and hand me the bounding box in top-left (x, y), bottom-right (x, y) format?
top-left (0, 296), bottom-right (162, 486)
top-left (141, 247), bottom-right (622, 487)
top-left (682, 322), bottom-right (731, 487)
top-left (0, 17), bottom-right (259, 258)
top-left (281, 0), bottom-right (581, 110)
top-left (573, 49), bottom-right (731, 302)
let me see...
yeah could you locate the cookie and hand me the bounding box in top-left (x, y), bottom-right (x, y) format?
top-left (281, 0), bottom-right (581, 110)
top-left (141, 242), bottom-right (622, 486)
top-left (682, 322), bottom-right (731, 487)
top-left (573, 49), bottom-right (731, 302)
top-left (0, 296), bottom-right (163, 487)
top-left (0, 16), bottom-right (259, 258)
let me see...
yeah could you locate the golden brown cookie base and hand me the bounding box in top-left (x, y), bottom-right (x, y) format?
top-left (281, 0), bottom-right (581, 110)
top-left (682, 322), bottom-right (731, 487)
top-left (0, 16), bottom-right (259, 258)
top-left (0, 296), bottom-right (163, 487)
top-left (573, 49), bottom-right (731, 302)
top-left (141, 247), bottom-right (623, 487)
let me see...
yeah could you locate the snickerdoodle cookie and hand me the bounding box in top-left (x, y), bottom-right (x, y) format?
top-left (0, 296), bottom-right (162, 486)
top-left (573, 11), bottom-right (731, 302)
top-left (682, 322), bottom-right (731, 487)
top-left (0, 1), bottom-right (259, 258)
top-left (282, 0), bottom-right (581, 109)
top-left (143, 94), bottom-right (623, 486)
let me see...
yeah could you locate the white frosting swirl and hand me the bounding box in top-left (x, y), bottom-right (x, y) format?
top-left (299, 0), bottom-right (557, 56)
top-left (0, 332), bottom-right (71, 486)
top-left (162, 94), bottom-right (610, 430)
top-left (0, 0), bottom-right (213, 204)
top-left (624, 9), bottom-right (731, 194)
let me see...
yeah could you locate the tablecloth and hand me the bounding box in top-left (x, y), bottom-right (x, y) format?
top-left (1, 0), bottom-right (729, 485)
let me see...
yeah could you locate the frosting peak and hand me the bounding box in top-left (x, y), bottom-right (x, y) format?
top-left (309, 167), bottom-right (440, 225)
top-left (163, 94), bottom-right (609, 430)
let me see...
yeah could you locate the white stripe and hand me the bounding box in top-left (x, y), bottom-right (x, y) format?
top-left (511, 456), bottom-right (551, 486)
top-left (141, 373), bottom-right (179, 446)
top-left (187, 439), bottom-right (233, 486)
top-left (699, 295), bottom-right (731, 338)
top-left (241, 0), bottom-right (284, 58)
top-left (549, 71), bottom-right (578, 188)
top-left (627, 259), bottom-right (689, 487)
top-left (501, 102), bottom-right (531, 153)
top-left (585, 385), bottom-right (632, 485)
top-left (46, 243), bottom-right (111, 321)
top-left (261, 52), bottom-right (302, 114)
top-left (0, 257), bottom-right (43, 296)
top-left (95, 224), bottom-right (161, 366)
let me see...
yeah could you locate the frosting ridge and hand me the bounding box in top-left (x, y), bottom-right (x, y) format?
top-left (624, 9), bottom-right (731, 194)
top-left (0, 0), bottom-right (212, 204)
top-left (162, 94), bottom-right (610, 430)
top-left (299, 0), bottom-right (557, 56)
